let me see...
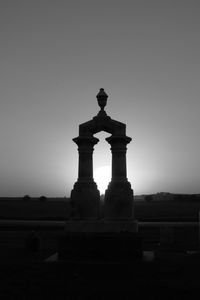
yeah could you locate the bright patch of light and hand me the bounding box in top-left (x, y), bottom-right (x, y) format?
top-left (94, 165), bottom-right (111, 195)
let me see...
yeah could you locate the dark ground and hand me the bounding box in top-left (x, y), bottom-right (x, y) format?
top-left (0, 198), bottom-right (199, 299)
top-left (0, 226), bottom-right (199, 299)
top-left (0, 247), bottom-right (200, 299)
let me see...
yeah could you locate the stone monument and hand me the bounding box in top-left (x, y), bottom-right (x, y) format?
top-left (59, 89), bottom-right (140, 261)
top-left (70, 88), bottom-right (135, 222)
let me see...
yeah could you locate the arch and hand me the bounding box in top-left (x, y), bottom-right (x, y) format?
top-left (79, 114), bottom-right (126, 137)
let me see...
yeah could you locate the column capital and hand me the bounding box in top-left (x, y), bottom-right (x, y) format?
top-left (106, 135), bottom-right (132, 145)
top-left (73, 136), bottom-right (99, 148)
top-left (106, 135), bottom-right (132, 152)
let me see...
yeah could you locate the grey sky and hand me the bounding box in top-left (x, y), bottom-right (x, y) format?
top-left (0, 0), bottom-right (200, 196)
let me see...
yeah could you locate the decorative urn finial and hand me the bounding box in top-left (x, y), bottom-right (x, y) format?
top-left (96, 88), bottom-right (108, 110)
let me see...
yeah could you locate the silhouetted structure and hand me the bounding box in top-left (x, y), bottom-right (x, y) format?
top-left (61, 89), bottom-right (139, 261)
top-left (70, 88), bottom-right (134, 220)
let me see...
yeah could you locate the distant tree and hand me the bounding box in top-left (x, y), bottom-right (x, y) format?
top-left (39, 195), bottom-right (47, 202)
top-left (23, 195), bottom-right (31, 201)
top-left (145, 195), bottom-right (153, 202)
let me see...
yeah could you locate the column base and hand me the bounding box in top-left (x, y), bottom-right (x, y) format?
top-left (70, 181), bottom-right (100, 220)
top-left (104, 181), bottom-right (134, 220)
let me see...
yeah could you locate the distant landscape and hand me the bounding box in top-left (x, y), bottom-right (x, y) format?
top-left (0, 193), bottom-right (200, 222)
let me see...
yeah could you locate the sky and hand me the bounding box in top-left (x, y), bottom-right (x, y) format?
top-left (0, 0), bottom-right (200, 197)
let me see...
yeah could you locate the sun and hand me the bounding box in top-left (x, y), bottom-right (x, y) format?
top-left (94, 165), bottom-right (111, 195)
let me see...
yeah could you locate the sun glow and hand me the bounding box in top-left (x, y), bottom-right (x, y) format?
top-left (94, 165), bottom-right (111, 195)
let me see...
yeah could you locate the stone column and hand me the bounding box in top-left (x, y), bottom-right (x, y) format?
top-left (75, 136), bottom-right (98, 182)
top-left (70, 136), bottom-right (100, 219)
top-left (104, 135), bottom-right (134, 220)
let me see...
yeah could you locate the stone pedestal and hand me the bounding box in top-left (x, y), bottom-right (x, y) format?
top-left (70, 181), bottom-right (100, 219)
top-left (59, 231), bottom-right (142, 262)
top-left (64, 220), bottom-right (138, 233)
top-left (59, 220), bottom-right (140, 261)
top-left (104, 181), bottom-right (134, 219)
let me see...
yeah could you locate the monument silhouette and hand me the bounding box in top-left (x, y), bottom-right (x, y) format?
top-left (70, 88), bottom-right (135, 221)
top-left (59, 89), bottom-right (140, 261)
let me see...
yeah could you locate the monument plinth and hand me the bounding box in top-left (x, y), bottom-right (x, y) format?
top-left (60, 89), bottom-right (140, 261)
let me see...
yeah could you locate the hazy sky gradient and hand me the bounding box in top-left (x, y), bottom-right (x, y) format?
top-left (0, 0), bottom-right (200, 196)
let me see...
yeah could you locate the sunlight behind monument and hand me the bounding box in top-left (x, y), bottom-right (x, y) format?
top-left (94, 165), bottom-right (111, 195)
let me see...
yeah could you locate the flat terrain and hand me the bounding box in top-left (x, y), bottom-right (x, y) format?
top-left (0, 198), bottom-right (71, 220)
top-left (0, 198), bottom-right (199, 221)
top-left (134, 201), bottom-right (200, 221)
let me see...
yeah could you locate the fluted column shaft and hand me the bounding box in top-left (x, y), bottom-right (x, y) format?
top-left (111, 147), bottom-right (127, 182)
top-left (78, 146), bottom-right (94, 182)
top-left (73, 136), bottom-right (99, 182)
top-left (106, 135), bottom-right (131, 183)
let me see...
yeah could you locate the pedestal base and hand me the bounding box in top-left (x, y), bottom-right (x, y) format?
top-left (104, 181), bottom-right (134, 219)
top-left (59, 219), bottom-right (140, 260)
top-left (58, 220), bottom-right (141, 261)
top-left (70, 181), bottom-right (100, 219)
top-left (64, 219), bottom-right (138, 233)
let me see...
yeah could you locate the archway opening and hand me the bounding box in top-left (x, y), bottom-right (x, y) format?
top-left (93, 131), bottom-right (111, 196)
